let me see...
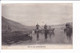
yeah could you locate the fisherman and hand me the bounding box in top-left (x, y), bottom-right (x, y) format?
top-left (35, 24), bottom-right (40, 41)
top-left (44, 24), bottom-right (48, 40)
top-left (64, 23), bottom-right (72, 40)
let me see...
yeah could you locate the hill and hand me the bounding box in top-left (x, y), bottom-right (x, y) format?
top-left (2, 16), bottom-right (34, 33)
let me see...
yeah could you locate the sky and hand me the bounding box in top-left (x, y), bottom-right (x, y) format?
top-left (2, 3), bottom-right (73, 26)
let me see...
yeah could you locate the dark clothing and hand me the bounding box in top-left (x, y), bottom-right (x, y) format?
top-left (37, 32), bottom-right (39, 40)
top-left (36, 24), bottom-right (39, 29)
top-left (64, 27), bottom-right (72, 38)
top-left (36, 24), bottom-right (40, 41)
top-left (44, 25), bottom-right (48, 40)
top-left (44, 30), bottom-right (48, 39)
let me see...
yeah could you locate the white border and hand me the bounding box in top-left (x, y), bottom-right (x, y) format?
top-left (1, 1), bottom-right (80, 53)
top-left (1, 1), bottom-right (75, 3)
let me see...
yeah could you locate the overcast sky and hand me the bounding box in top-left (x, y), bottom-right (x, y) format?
top-left (2, 3), bottom-right (72, 26)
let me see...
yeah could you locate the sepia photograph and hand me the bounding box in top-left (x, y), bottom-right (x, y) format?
top-left (2, 3), bottom-right (73, 49)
